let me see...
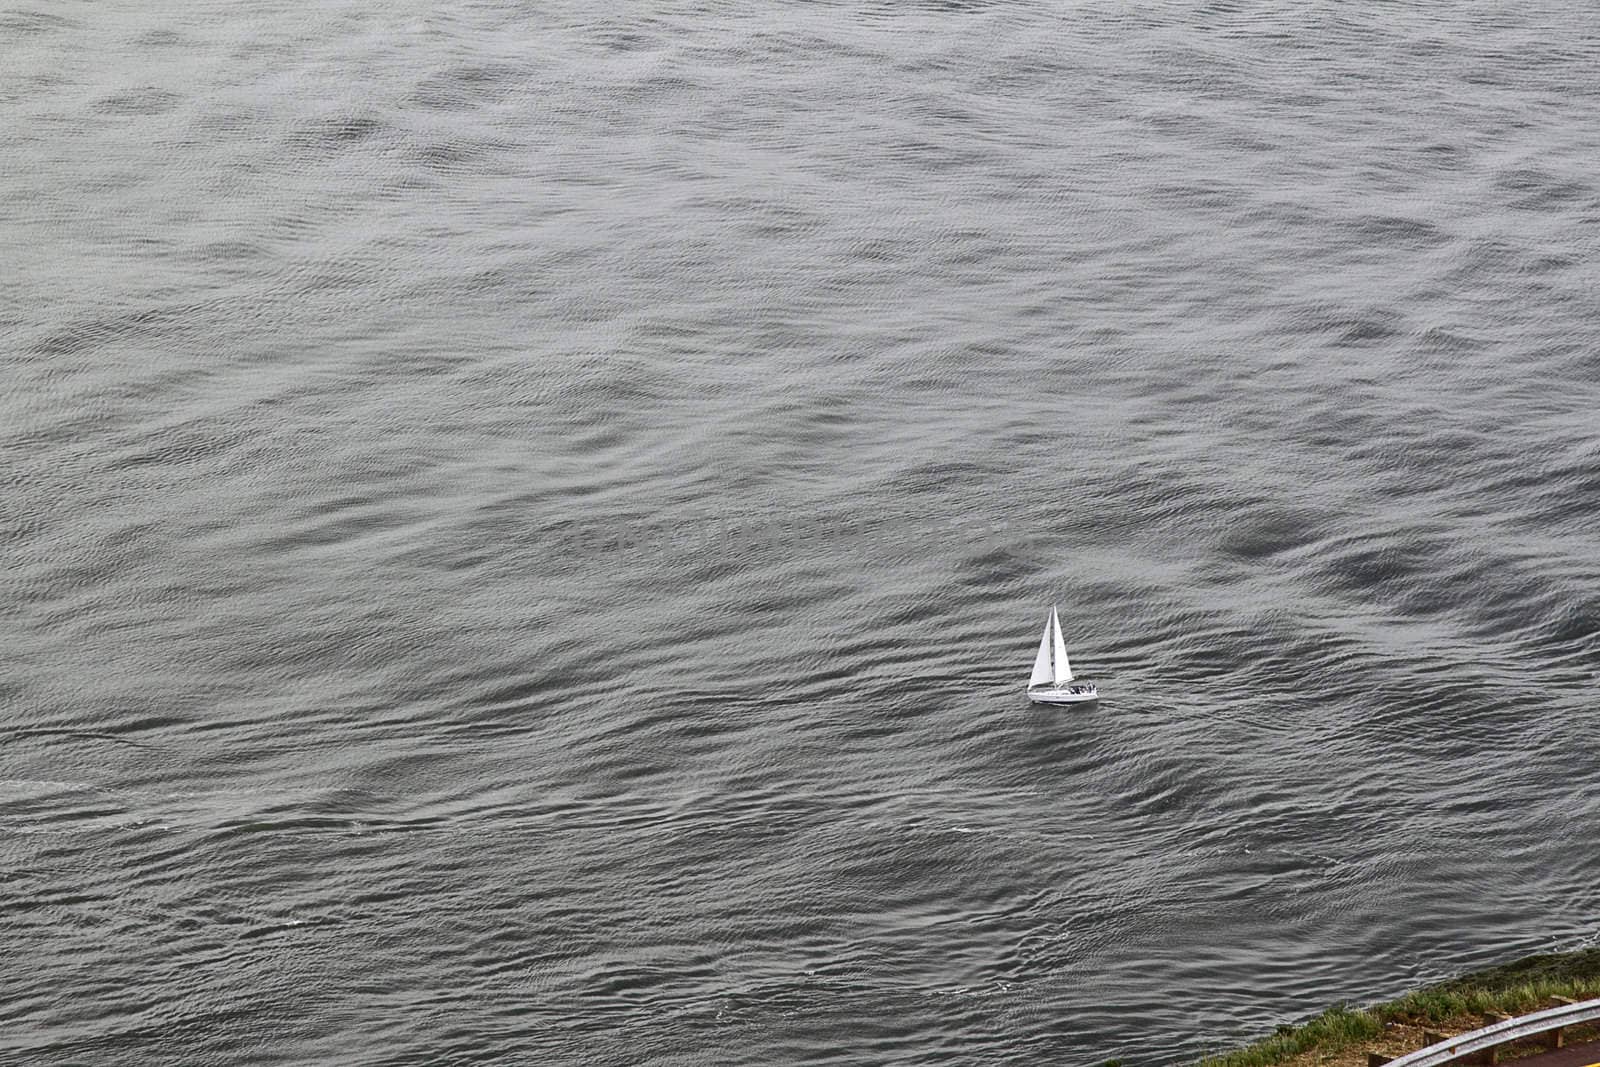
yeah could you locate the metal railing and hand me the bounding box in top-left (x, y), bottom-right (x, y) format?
top-left (1380, 996), bottom-right (1600, 1067)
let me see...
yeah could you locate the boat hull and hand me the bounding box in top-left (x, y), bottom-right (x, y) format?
top-left (1028, 684), bottom-right (1098, 706)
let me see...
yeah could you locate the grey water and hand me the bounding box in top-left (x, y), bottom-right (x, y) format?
top-left (4, 2), bottom-right (1598, 1064)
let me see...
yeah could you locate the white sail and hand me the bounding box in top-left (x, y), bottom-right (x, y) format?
top-left (1029, 615), bottom-right (1053, 688)
top-left (1051, 606), bottom-right (1072, 685)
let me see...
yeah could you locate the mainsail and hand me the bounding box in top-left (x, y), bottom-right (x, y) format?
top-left (1051, 606), bottom-right (1071, 685)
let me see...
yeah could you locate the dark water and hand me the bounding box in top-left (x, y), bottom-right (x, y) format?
top-left (5, 2), bottom-right (1599, 1063)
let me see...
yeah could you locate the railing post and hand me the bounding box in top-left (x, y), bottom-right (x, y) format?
top-left (1479, 1013), bottom-right (1509, 1066)
top-left (1548, 996), bottom-right (1575, 1047)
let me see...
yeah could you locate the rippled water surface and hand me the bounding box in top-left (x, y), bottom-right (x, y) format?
top-left (5, 2), bottom-right (1599, 1063)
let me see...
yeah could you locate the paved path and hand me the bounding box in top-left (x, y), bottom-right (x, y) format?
top-left (1506, 1039), bottom-right (1600, 1067)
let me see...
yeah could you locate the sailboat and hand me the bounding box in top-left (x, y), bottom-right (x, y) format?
top-left (1027, 606), bottom-right (1098, 705)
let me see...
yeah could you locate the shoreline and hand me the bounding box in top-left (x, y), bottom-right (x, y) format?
top-left (1194, 948), bottom-right (1600, 1067)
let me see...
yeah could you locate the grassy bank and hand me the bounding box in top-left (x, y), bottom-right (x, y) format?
top-left (1196, 947), bottom-right (1600, 1067)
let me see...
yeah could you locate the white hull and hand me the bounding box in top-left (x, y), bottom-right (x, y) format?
top-left (1028, 684), bottom-right (1098, 706)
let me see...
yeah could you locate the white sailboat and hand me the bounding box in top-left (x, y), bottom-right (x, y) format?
top-left (1027, 606), bottom-right (1098, 705)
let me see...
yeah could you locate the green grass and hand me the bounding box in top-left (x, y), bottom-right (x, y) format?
top-left (1196, 948), bottom-right (1600, 1067)
top-left (1383, 948), bottom-right (1600, 1024)
top-left (1196, 1004), bottom-right (1382, 1067)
